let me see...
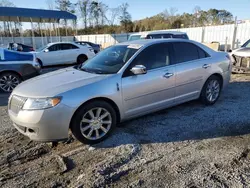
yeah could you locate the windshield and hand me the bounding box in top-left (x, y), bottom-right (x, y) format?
top-left (242, 39), bottom-right (250, 48)
top-left (128, 35), bottom-right (141, 41)
top-left (37, 45), bottom-right (49, 52)
top-left (80, 45), bottom-right (140, 74)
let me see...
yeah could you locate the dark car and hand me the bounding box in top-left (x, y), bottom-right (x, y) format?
top-left (0, 49), bottom-right (41, 92)
top-left (8, 43), bottom-right (34, 52)
top-left (75, 41), bottom-right (101, 54)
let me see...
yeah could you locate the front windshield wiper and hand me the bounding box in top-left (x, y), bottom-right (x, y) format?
top-left (80, 67), bottom-right (112, 74)
top-left (79, 67), bottom-right (95, 73)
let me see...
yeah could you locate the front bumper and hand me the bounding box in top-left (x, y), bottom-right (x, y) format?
top-left (8, 103), bottom-right (74, 142)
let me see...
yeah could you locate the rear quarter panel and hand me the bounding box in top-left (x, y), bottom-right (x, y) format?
top-left (204, 52), bottom-right (231, 89)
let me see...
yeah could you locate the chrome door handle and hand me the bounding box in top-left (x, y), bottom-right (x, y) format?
top-left (202, 64), bottom-right (211, 69)
top-left (163, 73), bottom-right (174, 78)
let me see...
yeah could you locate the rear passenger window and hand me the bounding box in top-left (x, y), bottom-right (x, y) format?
top-left (197, 47), bottom-right (208, 58)
top-left (173, 42), bottom-right (208, 64)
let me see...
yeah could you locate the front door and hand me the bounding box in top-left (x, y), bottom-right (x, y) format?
top-left (122, 43), bottom-right (176, 118)
top-left (43, 44), bottom-right (63, 66)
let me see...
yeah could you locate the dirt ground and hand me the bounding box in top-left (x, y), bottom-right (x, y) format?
top-left (1, 74), bottom-right (250, 188)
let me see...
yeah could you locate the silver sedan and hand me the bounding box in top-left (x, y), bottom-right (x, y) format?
top-left (8, 39), bottom-right (232, 144)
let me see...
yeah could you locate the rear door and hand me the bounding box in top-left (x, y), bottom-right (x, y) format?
top-left (173, 42), bottom-right (211, 103)
top-left (122, 43), bottom-right (176, 118)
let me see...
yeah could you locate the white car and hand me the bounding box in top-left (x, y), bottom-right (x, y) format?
top-left (34, 42), bottom-right (95, 67)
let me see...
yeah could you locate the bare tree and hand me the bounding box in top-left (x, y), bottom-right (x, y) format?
top-left (162, 7), bottom-right (178, 26)
top-left (78, 0), bottom-right (90, 28)
top-left (119, 3), bottom-right (132, 32)
top-left (108, 6), bottom-right (121, 26)
top-left (0, 0), bottom-right (15, 37)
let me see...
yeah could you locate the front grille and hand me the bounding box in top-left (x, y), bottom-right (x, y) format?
top-left (233, 55), bottom-right (250, 68)
top-left (9, 95), bottom-right (27, 114)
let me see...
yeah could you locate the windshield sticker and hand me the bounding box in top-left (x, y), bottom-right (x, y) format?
top-left (127, 44), bottom-right (142, 49)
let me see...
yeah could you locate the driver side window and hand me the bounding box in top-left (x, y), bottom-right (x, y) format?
top-left (123, 43), bottom-right (172, 77)
top-left (48, 44), bottom-right (59, 52)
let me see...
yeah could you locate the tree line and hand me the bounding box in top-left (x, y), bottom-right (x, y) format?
top-left (0, 0), bottom-right (234, 37)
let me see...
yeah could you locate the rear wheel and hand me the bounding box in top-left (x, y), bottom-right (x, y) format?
top-left (200, 75), bottom-right (222, 105)
top-left (0, 72), bottom-right (22, 93)
top-left (71, 100), bottom-right (116, 144)
top-left (77, 55), bottom-right (88, 65)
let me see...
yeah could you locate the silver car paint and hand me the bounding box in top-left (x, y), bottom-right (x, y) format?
top-left (8, 39), bottom-right (232, 141)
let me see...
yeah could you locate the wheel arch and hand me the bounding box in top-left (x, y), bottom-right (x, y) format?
top-left (69, 97), bottom-right (121, 129)
top-left (0, 70), bottom-right (23, 80)
top-left (208, 73), bottom-right (223, 88)
top-left (77, 54), bottom-right (88, 61)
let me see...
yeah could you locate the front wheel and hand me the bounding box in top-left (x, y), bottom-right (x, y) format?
top-left (0, 72), bottom-right (21, 93)
top-left (200, 75), bottom-right (222, 105)
top-left (71, 101), bottom-right (117, 144)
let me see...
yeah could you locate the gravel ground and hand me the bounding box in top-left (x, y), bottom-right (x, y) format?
top-left (1, 73), bottom-right (250, 188)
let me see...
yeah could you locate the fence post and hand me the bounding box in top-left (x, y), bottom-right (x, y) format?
top-left (225, 37), bottom-right (228, 52)
top-left (201, 27), bottom-right (205, 43)
top-left (231, 23), bottom-right (238, 50)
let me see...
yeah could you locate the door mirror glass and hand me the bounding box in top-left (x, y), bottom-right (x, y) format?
top-left (130, 65), bottom-right (147, 75)
top-left (44, 49), bottom-right (49, 53)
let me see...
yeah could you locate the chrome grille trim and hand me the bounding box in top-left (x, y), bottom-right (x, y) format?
top-left (9, 95), bottom-right (27, 114)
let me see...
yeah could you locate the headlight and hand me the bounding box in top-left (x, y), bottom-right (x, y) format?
top-left (22, 97), bottom-right (61, 110)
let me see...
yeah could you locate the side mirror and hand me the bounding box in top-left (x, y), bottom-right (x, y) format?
top-left (44, 49), bottom-right (49, 53)
top-left (130, 65), bottom-right (147, 75)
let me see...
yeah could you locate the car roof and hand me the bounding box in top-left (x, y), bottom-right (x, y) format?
top-left (116, 39), bottom-right (187, 46)
top-left (47, 41), bottom-right (77, 45)
top-left (116, 39), bottom-right (216, 55)
top-left (129, 31), bottom-right (187, 37)
top-left (145, 31), bottom-right (187, 35)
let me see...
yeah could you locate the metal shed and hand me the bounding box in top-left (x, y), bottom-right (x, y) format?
top-left (0, 7), bottom-right (77, 50)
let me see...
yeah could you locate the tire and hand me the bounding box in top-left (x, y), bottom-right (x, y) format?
top-left (71, 100), bottom-right (117, 144)
top-left (200, 75), bottom-right (222, 105)
top-left (0, 72), bottom-right (22, 93)
top-left (77, 55), bottom-right (88, 65)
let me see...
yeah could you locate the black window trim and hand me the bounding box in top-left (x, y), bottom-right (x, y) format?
top-left (172, 42), bottom-right (211, 65)
top-left (122, 42), bottom-right (175, 78)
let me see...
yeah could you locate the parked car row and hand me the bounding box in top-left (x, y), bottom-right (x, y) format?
top-left (0, 40), bottom-right (102, 92)
top-left (8, 39), bottom-right (232, 144)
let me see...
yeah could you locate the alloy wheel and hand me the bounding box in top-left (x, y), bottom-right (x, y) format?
top-left (0, 74), bottom-right (20, 92)
top-left (80, 107), bottom-right (112, 140)
top-left (206, 79), bottom-right (220, 102)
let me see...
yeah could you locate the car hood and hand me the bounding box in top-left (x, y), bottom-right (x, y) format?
top-left (13, 67), bottom-right (111, 97)
top-left (232, 47), bottom-right (250, 57)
